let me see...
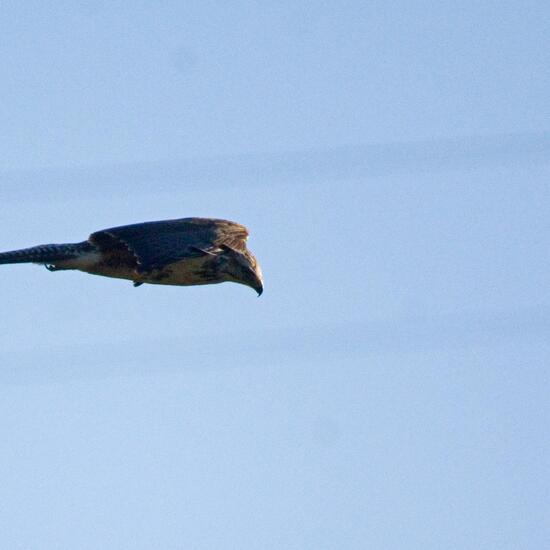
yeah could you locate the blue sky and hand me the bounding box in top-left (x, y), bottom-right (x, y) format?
top-left (0, 2), bottom-right (549, 549)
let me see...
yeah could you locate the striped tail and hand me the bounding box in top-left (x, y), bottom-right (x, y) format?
top-left (0, 242), bottom-right (91, 265)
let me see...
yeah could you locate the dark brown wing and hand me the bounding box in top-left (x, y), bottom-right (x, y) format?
top-left (89, 217), bottom-right (249, 273)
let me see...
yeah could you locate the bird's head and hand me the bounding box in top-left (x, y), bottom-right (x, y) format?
top-left (219, 245), bottom-right (264, 296)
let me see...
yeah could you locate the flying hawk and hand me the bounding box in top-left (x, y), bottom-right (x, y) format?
top-left (0, 217), bottom-right (263, 295)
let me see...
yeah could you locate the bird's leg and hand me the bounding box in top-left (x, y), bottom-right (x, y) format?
top-left (45, 264), bottom-right (71, 272)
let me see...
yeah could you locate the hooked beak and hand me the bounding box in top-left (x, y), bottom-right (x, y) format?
top-left (248, 268), bottom-right (264, 297)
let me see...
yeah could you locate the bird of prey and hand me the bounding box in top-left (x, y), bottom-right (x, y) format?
top-left (0, 217), bottom-right (263, 295)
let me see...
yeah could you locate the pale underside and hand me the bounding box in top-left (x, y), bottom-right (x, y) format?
top-left (55, 250), bottom-right (228, 286)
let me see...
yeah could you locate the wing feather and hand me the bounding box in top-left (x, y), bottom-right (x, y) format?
top-left (89, 217), bottom-right (249, 273)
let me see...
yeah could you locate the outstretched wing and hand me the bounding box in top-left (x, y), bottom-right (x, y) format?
top-left (89, 217), bottom-right (249, 273)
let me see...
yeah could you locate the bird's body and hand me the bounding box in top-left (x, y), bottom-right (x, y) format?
top-left (0, 217), bottom-right (263, 295)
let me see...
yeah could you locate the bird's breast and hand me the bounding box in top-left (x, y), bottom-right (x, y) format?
top-left (75, 253), bottom-right (223, 287)
top-left (144, 256), bottom-right (222, 286)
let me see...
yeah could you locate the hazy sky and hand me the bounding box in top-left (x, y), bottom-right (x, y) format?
top-left (1, 3), bottom-right (549, 549)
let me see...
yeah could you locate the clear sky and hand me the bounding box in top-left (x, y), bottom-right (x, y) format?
top-left (1, 2), bottom-right (549, 549)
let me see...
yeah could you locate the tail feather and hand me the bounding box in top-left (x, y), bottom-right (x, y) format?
top-left (0, 242), bottom-right (91, 265)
